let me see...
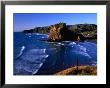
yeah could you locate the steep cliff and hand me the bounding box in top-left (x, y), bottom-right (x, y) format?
top-left (48, 23), bottom-right (85, 41)
top-left (23, 23), bottom-right (97, 41)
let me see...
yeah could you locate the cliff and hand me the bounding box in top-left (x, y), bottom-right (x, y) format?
top-left (23, 22), bottom-right (97, 41)
top-left (48, 23), bottom-right (85, 41)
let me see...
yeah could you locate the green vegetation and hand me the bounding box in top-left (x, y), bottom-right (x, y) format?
top-left (23, 23), bottom-right (97, 42)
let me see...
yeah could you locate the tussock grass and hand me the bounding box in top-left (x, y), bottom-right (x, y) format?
top-left (54, 66), bottom-right (97, 75)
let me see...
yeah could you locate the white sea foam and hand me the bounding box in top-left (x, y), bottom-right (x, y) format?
top-left (16, 46), bottom-right (26, 59)
top-left (78, 52), bottom-right (92, 58)
top-left (68, 42), bottom-right (76, 47)
top-left (35, 33), bottom-right (43, 35)
top-left (21, 46), bottom-right (25, 51)
top-left (36, 33), bottom-right (49, 37)
top-left (58, 43), bottom-right (61, 45)
top-left (61, 43), bottom-right (65, 45)
top-left (29, 48), bottom-right (46, 54)
top-left (77, 44), bottom-right (87, 52)
top-left (63, 41), bottom-right (71, 43)
top-left (28, 36), bottom-right (31, 37)
top-left (25, 33), bottom-right (32, 35)
top-left (32, 69), bottom-right (39, 75)
top-left (14, 59), bottom-right (44, 75)
top-left (15, 48), bottom-right (49, 74)
top-left (72, 44), bottom-right (92, 58)
top-left (57, 42), bottom-right (65, 46)
top-left (42, 37), bottom-right (45, 38)
top-left (21, 48), bottom-right (49, 62)
top-left (91, 61), bottom-right (97, 66)
top-left (32, 63), bottom-right (43, 75)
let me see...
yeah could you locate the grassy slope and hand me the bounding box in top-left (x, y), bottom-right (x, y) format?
top-left (54, 66), bottom-right (97, 75)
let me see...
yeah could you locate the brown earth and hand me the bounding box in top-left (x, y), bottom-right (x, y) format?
top-left (54, 66), bottom-right (97, 75)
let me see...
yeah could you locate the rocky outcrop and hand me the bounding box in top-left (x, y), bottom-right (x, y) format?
top-left (48, 23), bottom-right (85, 41)
top-left (23, 23), bottom-right (97, 42)
top-left (23, 26), bottom-right (50, 34)
top-left (48, 23), bottom-right (64, 41)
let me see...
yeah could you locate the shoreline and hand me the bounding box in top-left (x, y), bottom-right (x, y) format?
top-left (54, 65), bottom-right (97, 75)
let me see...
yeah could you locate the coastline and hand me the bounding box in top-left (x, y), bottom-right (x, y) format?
top-left (14, 32), bottom-right (97, 75)
top-left (54, 65), bottom-right (97, 75)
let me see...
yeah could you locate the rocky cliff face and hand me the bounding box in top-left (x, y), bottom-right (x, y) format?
top-left (23, 23), bottom-right (97, 42)
top-left (48, 23), bottom-right (85, 41)
top-left (48, 23), bottom-right (64, 41)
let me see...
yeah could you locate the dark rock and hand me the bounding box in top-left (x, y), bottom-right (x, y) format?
top-left (48, 22), bottom-right (85, 42)
top-left (22, 23), bottom-right (97, 42)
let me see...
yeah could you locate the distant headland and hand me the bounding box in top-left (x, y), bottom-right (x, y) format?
top-left (23, 22), bottom-right (97, 42)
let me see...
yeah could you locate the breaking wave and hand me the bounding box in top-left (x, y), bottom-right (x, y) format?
top-left (16, 46), bottom-right (26, 59)
top-left (14, 33), bottom-right (97, 75)
top-left (14, 48), bottom-right (49, 75)
top-left (69, 42), bottom-right (96, 59)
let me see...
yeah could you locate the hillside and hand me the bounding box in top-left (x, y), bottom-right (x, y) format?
top-left (54, 66), bottom-right (97, 75)
top-left (23, 22), bottom-right (97, 42)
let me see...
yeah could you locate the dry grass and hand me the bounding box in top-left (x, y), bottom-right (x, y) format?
top-left (54, 66), bottom-right (97, 75)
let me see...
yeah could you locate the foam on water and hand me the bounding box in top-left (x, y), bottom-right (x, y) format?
top-left (32, 63), bottom-right (43, 75)
top-left (57, 42), bottom-right (65, 46)
top-left (14, 48), bottom-right (49, 75)
top-left (71, 43), bottom-right (92, 58)
top-left (69, 42), bottom-right (76, 46)
top-left (29, 49), bottom-right (46, 55)
top-left (35, 33), bottom-right (49, 37)
top-left (91, 61), bottom-right (97, 66)
top-left (58, 43), bottom-right (61, 45)
top-left (25, 33), bottom-right (32, 35)
top-left (14, 60), bottom-right (43, 75)
top-left (16, 46), bottom-right (26, 59)
top-left (28, 36), bottom-right (31, 37)
top-left (14, 33), bottom-right (97, 75)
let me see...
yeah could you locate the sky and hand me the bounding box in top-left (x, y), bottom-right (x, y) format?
top-left (14, 13), bottom-right (97, 32)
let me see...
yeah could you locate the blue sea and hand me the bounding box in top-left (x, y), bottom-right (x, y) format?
top-left (14, 32), bottom-right (97, 75)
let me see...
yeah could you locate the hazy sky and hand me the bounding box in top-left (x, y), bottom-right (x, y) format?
top-left (14, 13), bottom-right (97, 32)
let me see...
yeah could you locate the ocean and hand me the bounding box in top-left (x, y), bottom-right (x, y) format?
top-left (14, 32), bottom-right (97, 75)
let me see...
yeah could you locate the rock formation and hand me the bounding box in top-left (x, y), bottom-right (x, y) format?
top-left (48, 23), bottom-right (65, 41)
top-left (48, 22), bottom-right (85, 42)
top-left (23, 22), bottom-right (97, 42)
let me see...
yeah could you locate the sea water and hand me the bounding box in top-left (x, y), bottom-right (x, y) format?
top-left (14, 32), bottom-right (97, 75)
